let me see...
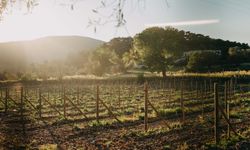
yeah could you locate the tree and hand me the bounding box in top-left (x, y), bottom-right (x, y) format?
top-left (0, 0), bottom-right (37, 20)
top-left (104, 37), bottom-right (133, 58)
top-left (90, 47), bottom-right (118, 76)
top-left (122, 47), bottom-right (141, 69)
top-left (228, 47), bottom-right (250, 66)
top-left (133, 27), bottom-right (184, 77)
top-left (187, 51), bottom-right (220, 72)
top-left (103, 37), bottom-right (133, 72)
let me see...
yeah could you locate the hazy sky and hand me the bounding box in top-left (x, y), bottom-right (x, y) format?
top-left (0, 0), bottom-right (249, 44)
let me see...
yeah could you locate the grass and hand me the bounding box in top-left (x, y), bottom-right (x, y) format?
top-left (177, 142), bottom-right (189, 150)
top-left (240, 98), bottom-right (250, 107)
top-left (230, 110), bottom-right (243, 119)
top-left (88, 120), bottom-right (114, 127)
top-left (157, 107), bottom-right (182, 117)
top-left (204, 135), bottom-right (248, 150)
top-left (164, 70), bottom-right (250, 78)
top-left (121, 127), bottom-right (169, 139)
top-left (120, 122), bottom-right (182, 144)
top-left (163, 144), bottom-right (171, 150)
top-left (242, 127), bottom-right (250, 137)
top-left (38, 144), bottom-right (57, 150)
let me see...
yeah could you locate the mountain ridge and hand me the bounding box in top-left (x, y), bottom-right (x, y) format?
top-left (0, 35), bottom-right (104, 72)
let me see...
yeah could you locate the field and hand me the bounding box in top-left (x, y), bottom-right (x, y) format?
top-left (0, 77), bottom-right (250, 149)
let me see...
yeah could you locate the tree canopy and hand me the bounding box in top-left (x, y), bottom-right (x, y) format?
top-left (1, 26), bottom-right (249, 80)
top-left (133, 27), bottom-right (185, 76)
top-left (126, 27), bottom-right (249, 74)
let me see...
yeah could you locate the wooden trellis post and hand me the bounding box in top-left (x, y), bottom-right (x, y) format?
top-left (169, 87), bottom-right (172, 107)
top-left (96, 85), bottom-right (100, 122)
top-left (203, 80), bottom-right (207, 118)
top-left (38, 88), bottom-right (42, 118)
top-left (173, 77), bottom-right (176, 90)
top-left (225, 81), bottom-right (230, 138)
top-left (47, 89), bottom-right (50, 102)
top-left (15, 89), bottom-right (18, 101)
top-left (180, 80), bottom-right (185, 123)
top-left (77, 86), bottom-right (80, 105)
top-left (118, 85), bottom-right (121, 109)
top-left (144, 82), bottom-right (148, 132)
top-left (20, 87), bottom-right (25, 135)
top-left (230, 78), bottom-right (233, 98)
top-left (35, 88), bottom-right (38, 99)
top-left (209, 79), bottom-right (212, 92)
top-left (190, 80), bottom-right (193, 91)
top-left (63, 87), bottom-right (66, 118)
top-left (224, 82), bottom-right (228, 112)
top-left (214, 83), bottom-right (219, 145)
top-left (110, 85), bottom-right (113, 111)
top-left (4, 88), bottom-right (8, 114)
top-left (196, 81), bottom-right (199, 101)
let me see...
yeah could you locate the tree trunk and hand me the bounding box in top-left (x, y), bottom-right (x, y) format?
top-left (162, 70), bottom-right (166, 77)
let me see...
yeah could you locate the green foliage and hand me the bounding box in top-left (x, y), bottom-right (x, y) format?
top-left (187, 51), bottom-right (220, 72)
top-left (105, 37), bottom-right (133, 58)
top-left (125, 27), bottom-right (249, 74)
top-left (163, 144), bottom-right (171, 150)
top-left (177, 142), bottom-right (189, 150)
top-left (228, 47), bottom-right (250, 65)
top-left (158, 107), bottom-right (182, 117)
top-left (88, 120), bottom-right (112, 127)
top-left (204, 136), bottom-right (248, 150)
top-left (0, 71), bottom-right (17, 80)
top-left (122, 49), bottom-right (141, 69)
top-left (122, 128), bottom-right (169, 139)
top-left (230, 110), bottom-right (243, 119)
top-left (38, 144), bottom-right (57, 150)
top-left (20, 73), bottom-right (33, 81)
top-left (90, 47), bottom-right (118, 76)
top-left (138, 114), bottom-right (144, 120)
top-left (133, 27), bottom-right (184, 76)
top-left (89, 37), bottom-right (134, 76)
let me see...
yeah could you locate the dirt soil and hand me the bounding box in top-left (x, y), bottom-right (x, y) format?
top-left (0, 110), bottom-right (249, 150)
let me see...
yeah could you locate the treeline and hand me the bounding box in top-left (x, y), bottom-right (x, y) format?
top-left (76, 27), bottom-right (249, 76)
top-left (1, 27), bottom-right (249, 81)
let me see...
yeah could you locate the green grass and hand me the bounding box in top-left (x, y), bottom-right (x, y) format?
top-left (157, 107), bottom-right (182, 117)
top-left (88, 120), bottom-right (113, 127)
top-left (204, 135), bottom-right (248, 150)
top-left (38, 144), bottom-right (57, 150)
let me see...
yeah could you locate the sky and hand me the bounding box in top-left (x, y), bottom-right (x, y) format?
top-left (0, 0), bottom-right (249, 44)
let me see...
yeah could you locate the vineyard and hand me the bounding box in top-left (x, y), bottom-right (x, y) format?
top-left (0, 77), bottom-right (250, 149)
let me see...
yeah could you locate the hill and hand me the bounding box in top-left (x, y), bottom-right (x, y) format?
top-left (0, 36), bottom-right (104, 71)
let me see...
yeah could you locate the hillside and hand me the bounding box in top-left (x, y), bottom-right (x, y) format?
top-left (0, 36), bottom-right (104, 71)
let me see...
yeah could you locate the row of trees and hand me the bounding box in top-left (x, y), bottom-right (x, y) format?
top-left (186, 47), bottom-right (250, 72)
top-left (86, 27), bottom-right (249, 76)
top-left (1, 27), bottom-right (248, 80)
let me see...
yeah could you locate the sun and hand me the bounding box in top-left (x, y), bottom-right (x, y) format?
top-left (0, 1), bottom-right (74, 42)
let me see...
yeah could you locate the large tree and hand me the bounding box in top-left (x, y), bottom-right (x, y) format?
top-left (186, 51), bottom-right (220, 72)
top-left (133, 27), bottom-right (184, 77)
top-left (104, 37), bottom-right (133, 58)
top-left (228, 47), bottom-right (250, 66)
top-left (90, 47), bottom-right (119, 76)
top-left (96, 37), bottom-right (133, 73)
